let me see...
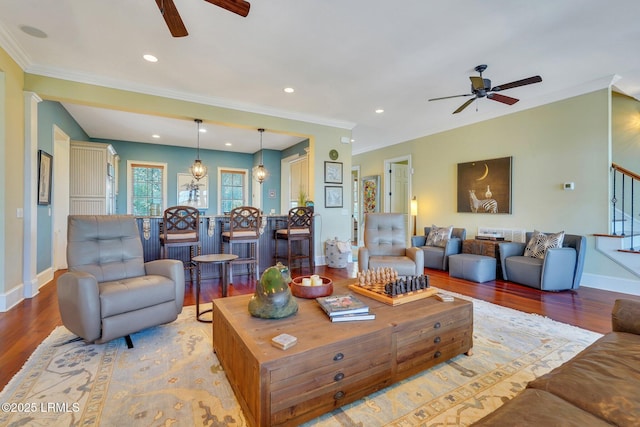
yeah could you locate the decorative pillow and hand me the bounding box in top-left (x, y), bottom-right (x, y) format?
top-left (523, 230), bottom-right (565, 259)
top-left (426, 225), bottom-right (453, 248)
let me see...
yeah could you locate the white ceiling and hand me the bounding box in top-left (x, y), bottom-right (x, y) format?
top-left (1, 0), bottom-right (639, 155)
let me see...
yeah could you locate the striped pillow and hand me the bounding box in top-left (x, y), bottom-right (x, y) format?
top-left (524, 230), bottom-right (565, 259)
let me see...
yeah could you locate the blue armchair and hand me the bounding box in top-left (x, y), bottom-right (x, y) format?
top-left (411, 226), bottom-right (466, 271)
top-left (498, 232), bottom-right (586, 291)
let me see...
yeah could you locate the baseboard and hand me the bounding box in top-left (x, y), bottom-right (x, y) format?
top-left (0, 283), bottom-right (24, 312)
top-left (0, 268), bottom-right (56, 312)
top-left (581, 273), bottom-right (640, 296)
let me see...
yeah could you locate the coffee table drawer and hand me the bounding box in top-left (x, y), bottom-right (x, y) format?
top-left (271, 363), bottom-right (392, 425)
top-left (270, 331), bottom-right (389, 387)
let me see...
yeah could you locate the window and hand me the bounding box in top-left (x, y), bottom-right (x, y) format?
top-left (219, 168), bottom-right (248, 214)
top-left (127, 161), bottom-right (167, 216)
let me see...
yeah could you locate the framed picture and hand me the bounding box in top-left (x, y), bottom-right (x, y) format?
top-left (361, 175), bottom-right (380, 213)
top-left (325, 186), bottom-right (343, 208)
top-left (324, 161), bottom-right (343, 184)
top-left (457, 156), bottom-right (512, 214)
top-left (38, 150), bottom-right (53, 205)
top-left (177, 173), bottom-right (209, 209)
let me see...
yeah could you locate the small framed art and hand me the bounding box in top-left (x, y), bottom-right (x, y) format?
top-left (324, 161), bottom-right (343, 184)
top-left (38, 150), bottom-right (53, 205)
top-left (325, 186), bottom-right (343, 208)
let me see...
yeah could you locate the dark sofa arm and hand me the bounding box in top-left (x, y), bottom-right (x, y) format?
top-left (411, 235), bottom-right (427, 247)
top-left (612, 299), bottom-right (640, 335)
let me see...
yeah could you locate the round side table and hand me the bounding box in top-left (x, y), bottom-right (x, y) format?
top-left (193, 253), bottom-right (239, 322)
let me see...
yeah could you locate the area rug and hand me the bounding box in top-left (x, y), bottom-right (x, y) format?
top-left (0, 294), bottom-right (601, 427)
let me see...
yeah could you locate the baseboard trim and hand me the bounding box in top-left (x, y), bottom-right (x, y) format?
top-left (0, 283), bottom-right (24, 312)
top-left (581, 273), bottom-right (640, 296)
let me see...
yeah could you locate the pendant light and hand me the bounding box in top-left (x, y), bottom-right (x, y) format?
top-left (253, 128), bottom-right (269, 184)
top-left (190, 119), bottom-right (207, 181)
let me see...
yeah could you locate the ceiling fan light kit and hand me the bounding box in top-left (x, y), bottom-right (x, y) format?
top-left (429, 64), bottom-right (542, 114)
top-left (155, 0), bottom-right (250, 38)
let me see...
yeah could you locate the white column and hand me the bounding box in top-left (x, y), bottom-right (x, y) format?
top-left (23, 91), bottom-right (42, 298)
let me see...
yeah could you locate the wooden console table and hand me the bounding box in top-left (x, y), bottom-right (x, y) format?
top-left (213, 280), bottom-right (473, 426)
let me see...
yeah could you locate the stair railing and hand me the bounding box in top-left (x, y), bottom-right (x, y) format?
top-left (611, 163), bottom-right (640, 250)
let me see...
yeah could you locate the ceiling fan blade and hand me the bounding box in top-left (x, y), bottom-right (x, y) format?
top-left (155, 0), bottom-right (188, 37)
top-left (487, 93), bottom-right (519, 105)
top-left (491, 75), bottom-right (542, 92)
top-left (470, 76), bottom-right (485, 91)
top-left (204, 0), bottom-right (251, 17)
top-left (453, 98), bottom-right (476, 114)
top-left (428, 93), bottom-right (474, 102)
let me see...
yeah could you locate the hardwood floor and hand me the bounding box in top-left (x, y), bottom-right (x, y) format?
top-left (2, 264), bottom-right (638, 391)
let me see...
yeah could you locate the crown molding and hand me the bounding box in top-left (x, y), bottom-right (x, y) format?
top-left (24, 64), bottom-right (356, 131)
top-left (0, 24), bottom-right (31, 70)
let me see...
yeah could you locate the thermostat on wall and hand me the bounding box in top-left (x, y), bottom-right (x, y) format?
top-left (563, 182), bottom-right (575, 190)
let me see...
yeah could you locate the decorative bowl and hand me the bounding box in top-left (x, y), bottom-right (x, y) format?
top-left (290, 275), bottom-right (333, 298)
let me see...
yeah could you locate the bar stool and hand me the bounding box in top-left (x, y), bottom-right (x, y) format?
top-left (220, 206), bottom-right (261, 282)
top-left (275, 207), bottom-right (314, 272)
top-left (159, 206), bottom-right (201, 283)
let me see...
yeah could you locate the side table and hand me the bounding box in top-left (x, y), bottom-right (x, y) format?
top-left (193, 253), bottom-right (238, 322)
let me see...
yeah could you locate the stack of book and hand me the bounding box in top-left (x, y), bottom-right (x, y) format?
top-left (316, 294), bottom-right (375, 322)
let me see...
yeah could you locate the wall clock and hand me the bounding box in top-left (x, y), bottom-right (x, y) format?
top-left (329, 149), bottom-right (339, 160)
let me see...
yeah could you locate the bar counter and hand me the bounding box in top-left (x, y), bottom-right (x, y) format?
top-left (136, 215), bottom-right (308, 280)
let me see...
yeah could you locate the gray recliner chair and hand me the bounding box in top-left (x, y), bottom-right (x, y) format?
top-left (498, 232), bottom-right (586, 291)
top-left (358, 213), bottom-right (424, 276)
top-left (412, 226), bottom-right (466, 271)
top-left (57, 215), bottom-right (185, 346)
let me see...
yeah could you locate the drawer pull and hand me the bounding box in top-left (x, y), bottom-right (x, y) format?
top-left (434, 322), bottom-right (441, 329)
top-left (334, 372), bottom-right (345, 381)
top-left (334, 391), bottom-right (345, 400)
top-left (434, 336), bottom-right (441, 344)
top-left (434, 351), bottom-right (442, 359)
top-left (333, 352), bottom-right (344, 361)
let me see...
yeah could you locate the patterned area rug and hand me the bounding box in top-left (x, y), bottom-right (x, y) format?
top-left (0, 294), bottom-right (601, 426)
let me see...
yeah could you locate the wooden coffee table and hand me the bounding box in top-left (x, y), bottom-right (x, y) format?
top-left (213, 280), bottom-right (473, 427)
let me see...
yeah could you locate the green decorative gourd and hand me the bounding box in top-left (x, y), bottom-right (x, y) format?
top-left (248, 263), bottom-right (298, 319)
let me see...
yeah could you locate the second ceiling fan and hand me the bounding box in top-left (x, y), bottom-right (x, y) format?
top-left (429, 64), bottom-right (542, 114)
top-left (155, 0), bottom-right (250, 37)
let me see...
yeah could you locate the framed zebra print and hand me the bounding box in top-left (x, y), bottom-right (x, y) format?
top-left (457, 156), bottom-right (512, 214)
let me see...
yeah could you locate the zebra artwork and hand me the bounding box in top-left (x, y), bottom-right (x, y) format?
top-left (469, 190), bottom-right (498, 213)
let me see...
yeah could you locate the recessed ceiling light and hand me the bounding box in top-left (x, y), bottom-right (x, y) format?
top-left (20, 25), bottom-right (47, 38)
top-left (152, 134), bottom-right (160, 139)
top-left (375, 108), bottom-right (384, 114)
top-left (143, 54), bottom-right (158, 63)
top-left (225, 142), bottom-right (232, 146)
top-left (284, 87), bottom-right (295, 93)
top-left (199, 128), bottom-right (207, 133)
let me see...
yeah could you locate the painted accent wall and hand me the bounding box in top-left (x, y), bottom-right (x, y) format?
top-left (36, 101), bottom-right (89, 272)
top-left (353, 89), bottom-right (633, 283)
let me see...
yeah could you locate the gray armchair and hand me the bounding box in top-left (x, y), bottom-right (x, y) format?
top-left (412, 226), bottom-right (466, 270)
top-left (358, 213), bottom-right (424, 276)
top-left (57, 215), bottom-right (185, 346)
top-left (498, 232), bottom-right (586, 291)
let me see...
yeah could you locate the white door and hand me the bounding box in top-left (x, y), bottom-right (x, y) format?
top-left (391, 163), bottom-right (409, 213)
top-left (53, 126), bottom-right (70, 270)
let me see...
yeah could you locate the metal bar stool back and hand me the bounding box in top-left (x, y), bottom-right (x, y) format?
top-left (221, 206), bottom-right (262, 281)
top-left (275, 206), bottom-right (314, 271)
top-left (159, 205), bottom-right (201, 283)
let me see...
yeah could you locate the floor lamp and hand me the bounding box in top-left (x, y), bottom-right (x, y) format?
top-left (410, 196), bottom-right (418, 236)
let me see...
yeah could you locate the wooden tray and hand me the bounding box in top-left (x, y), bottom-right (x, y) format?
top-left (348, 283), bottom-right (438, 306)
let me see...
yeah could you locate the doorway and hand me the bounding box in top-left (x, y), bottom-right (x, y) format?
top-left (53, 126), bottom-right (70, 270)
top-left (383, 155), bottom-right (413, 240)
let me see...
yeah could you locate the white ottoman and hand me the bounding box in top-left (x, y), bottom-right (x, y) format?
top-left (449, 253), bottom-right (497, 283)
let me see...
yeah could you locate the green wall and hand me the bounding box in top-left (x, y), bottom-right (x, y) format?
top-left (354, 89), bottom-right (631, 280)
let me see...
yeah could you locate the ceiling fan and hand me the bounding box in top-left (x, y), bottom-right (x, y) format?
top-left (155, 0), bottom-right (250, 37)
top-left (428, 64), bottom-right (542, 114)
